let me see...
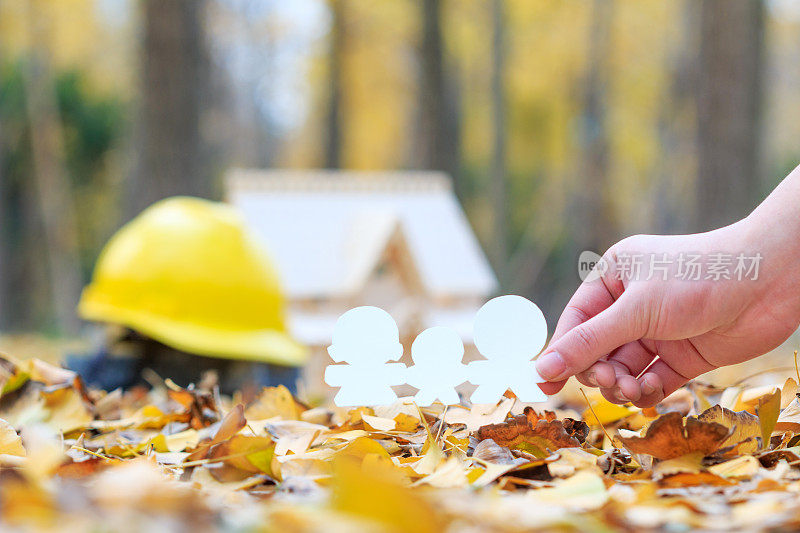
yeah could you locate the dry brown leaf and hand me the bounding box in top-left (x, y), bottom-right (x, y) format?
top-left (658, 471), bottom-right (735, 488)
top-left (167, 386), bottom-right (217, 429)
top-left (186, 404), bottom-right (246, 462)
top-left (696, 404), bottom-right (760, 452)
top-left (245, 385), bottom-right (305, 421)
top-left (523, 407), bottom-right (589, 443)
top-left (476, 413), bottom-right (580, 456)
top-left (3, 348), bottom-right (800, 532)
top-left (618, 412), bottom-right (731, 460)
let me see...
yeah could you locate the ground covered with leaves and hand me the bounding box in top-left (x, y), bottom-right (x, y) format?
top-left (3, 354), bottom-right (800, 532)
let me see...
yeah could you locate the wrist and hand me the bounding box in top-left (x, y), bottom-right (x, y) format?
top-left (739, 199), bottom-right (800, 324)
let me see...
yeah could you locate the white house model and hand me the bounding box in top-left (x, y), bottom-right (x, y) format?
top-left (226, 169), bottom-right (498, 395)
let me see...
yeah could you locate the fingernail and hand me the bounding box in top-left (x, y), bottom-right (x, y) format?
top-left (585, 371), bottom-right (598, 387)
top-left (613, 387), bottom-right (629, 403)
top-left (641, 377), bottom-right (657, 396)
top-left (536, 352), bottom-right (567, 381)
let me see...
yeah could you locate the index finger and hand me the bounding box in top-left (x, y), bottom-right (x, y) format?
top-left (537, 265), bottom-right (621, 394)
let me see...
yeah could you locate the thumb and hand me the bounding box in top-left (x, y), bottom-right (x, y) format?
top-left (535, 294), bottom-right (644, 382)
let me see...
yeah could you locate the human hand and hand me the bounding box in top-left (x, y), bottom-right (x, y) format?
top-left (535, 170), bottom-right (800, 407)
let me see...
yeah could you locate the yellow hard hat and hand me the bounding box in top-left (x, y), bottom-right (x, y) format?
top-left (78, 196), bottom-right (307, 366)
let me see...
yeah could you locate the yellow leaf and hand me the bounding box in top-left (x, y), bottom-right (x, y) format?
top-left (147, 429), bottom-right (199, 453)
top-left (781, 377), bottom-right (798, 408)
top-left (696, 405), bottom-right (760, 453)
top-left (331, 455), bottom-right (445, 533)
top-left (245, 386), bottom-right (302, 421)
top-left (652, 452), bottom-right (705, 480)
top-left (757, 389), bottom-right (781, 448)
top-left (708, 455), bottom-right (761, 479)
top-left (394, 413), bottom-right (420, 432)
top-left (207, 435), bottom-right (276, 477)
top-left (0, 366), bottom-right (30, 396)
top-left (337, 437), bottom-right (390, 460)
top-left (42, 387), bottom-right (93, 434)
top-left (530, 471), bottom-right (609, 511)
top-left (0, 418), bottom-right (25, 456)
top-left (582, 391), bottom-right (639, 425)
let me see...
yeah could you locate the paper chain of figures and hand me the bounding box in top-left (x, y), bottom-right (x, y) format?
top-left (324, 295), bottom-right (549, 407)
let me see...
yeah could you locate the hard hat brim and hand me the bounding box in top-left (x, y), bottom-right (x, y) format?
top-left (79, 296), bottom-right (308, 367)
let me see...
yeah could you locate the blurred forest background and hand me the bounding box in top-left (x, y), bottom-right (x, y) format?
top-left (1, 0), bottom-right (799, 339)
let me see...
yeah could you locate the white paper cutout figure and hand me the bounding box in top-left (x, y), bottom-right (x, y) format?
top-left (404, 326), bottom-right (468, 406)
top-left (324, 306), bottom-right (406, 406)
top-left (467, 295), bottom-right (548, 404)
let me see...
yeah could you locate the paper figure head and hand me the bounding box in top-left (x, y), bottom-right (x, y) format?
top-left (327, 306), bottom-right (403, 364)
top-left (411, 326), bottom-right (464, 366)
top-left (473, 295), bottom-right (547, 361)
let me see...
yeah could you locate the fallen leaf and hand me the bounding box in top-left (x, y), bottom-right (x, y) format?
top-left (262, 420), bottom-right (326, 456)
top-left (708, 455), bottom-right (761, 479)
top-left (775, 397), bottom-right (800, 432)
top-left (0, 357), bottom-right (30, 395)
top-left (0, 418), bottom-right (25, 456)
top-left (477, 414), bottom-right (580, 457)
top-left (186, 404), bottom-right (246, 462)
top-left (618, 412), bottom-right (731, 460)
top-left (27, 359), bottom-right (77, 387)
top-left (361, 414), bottom-right (396, 432)
top-left (414, 456), bottom-right (469, 488)
top-left (41, 387), bottom-right (93, 434)
top-left (443, 398), bottom-right (514, 431)
top-left (148, 429), bottom-right (199, 453)
top-left (758, 446), bottom-right (800, 468)
top-left (206, 434), bottom-right (276, 481)
top-left (740, 384), bottom-right (780, 405)
top-left (757, 389), bottom-right (781, 447)
top-left (245, 385), bottom-right (304, 421)
top-left (468, 437), bottom-right (535, 486)
top-left (582, 390), bottom-right (640, 425)
top-left (696, 404), bottom-right (760, 452)
top-left (781, 377), bottom-right (798, 408)
top-left (658, 471), bottom-right (734, 487)
top-left (547, 448), bottom-right (602, 478)
top-left (529, 471), bottom-right (609, 511)
top-left (523, 407), bottom-right (589, 444)
top-left (332, 454), bottom-right (445, 533)
top-left (652, 451), bottom-right (705, 479)
top-left (337, 436), bottom-right (390, 461)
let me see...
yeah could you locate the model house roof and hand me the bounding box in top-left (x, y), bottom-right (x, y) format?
top-left (226, 169), bottom-right (498, 300)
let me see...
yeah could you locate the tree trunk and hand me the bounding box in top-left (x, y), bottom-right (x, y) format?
top-left (0, 65), bottom-right (8, 330)
top-left (573, 0), bottom-right (616, 255)
top-left (652, 0), bottom-right (700, 235)
top-left (695, 0), bottom-right (764, 230)
top-left (21, 1), bottom-right (83, 334)
top-left (416, 0), bottom-right (461, 196)
top-left (489, 0), bottom-right (508, 282)
top-left (325, 0), bottom-right (345, 169)
top-left (131, 0), bottom-right (213, 218)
